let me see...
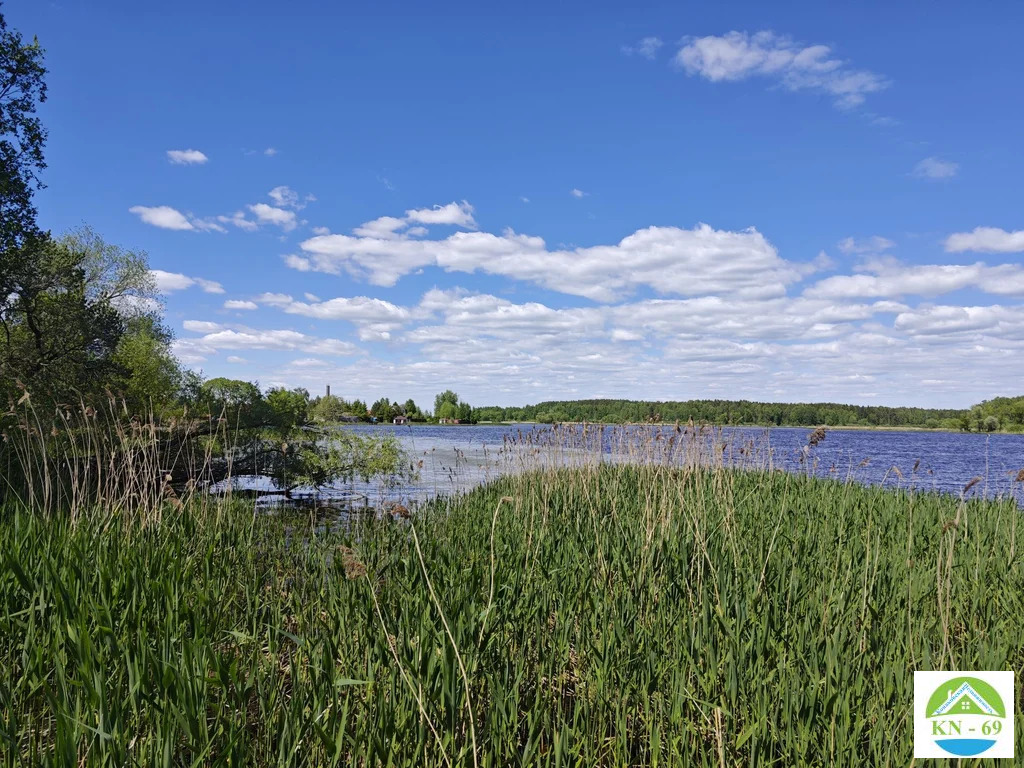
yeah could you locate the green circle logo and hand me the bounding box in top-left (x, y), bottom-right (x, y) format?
top-left (926, 676), bottom-right (1007, 757)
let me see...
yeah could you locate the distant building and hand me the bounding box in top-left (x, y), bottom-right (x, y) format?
top-left (393, 415), bottom-right (408, 425)
top-left (438, 418), bottom-right (461, 425)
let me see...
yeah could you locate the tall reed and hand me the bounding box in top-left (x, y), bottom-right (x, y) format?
top-left (2, 424), bottom-right (1022, 765)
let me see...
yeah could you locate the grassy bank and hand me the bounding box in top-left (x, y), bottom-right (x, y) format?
top-left (3, 462), bottom-right (1023, 766)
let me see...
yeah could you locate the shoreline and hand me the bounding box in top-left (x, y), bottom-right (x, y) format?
top-left (344, 421), bottom-right (1020, 436)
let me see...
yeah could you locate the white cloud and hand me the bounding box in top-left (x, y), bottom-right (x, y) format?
top-left (520, 196), bottom-right (530, 204)
top-left (404, 201), bottom-right (477, 228)
top-left (129, 205), bottom-right (195, 231)
top-left (218, 210), bottom-right (259, 232)
top-left (226, 356), bottom-right (247, 364)
top-left (284, 254), bottom-right (312, 271)
top-left (945, 227), bottom-right (1024, 254)
top-left (268, 185), bottom-right (300, 208)
top-left (312, 226), bottom-right (330, 236)
top-left (224, 299), bottom-right (258, 310)
top-left (257, 293), bottom-right (411, 341)
top-left (893, 304), bottom-right (1024, 337)
top-left (264, 147), bottom-right (278, 156)
top-left (150, 269), bottom-right (225, 294)
top-left (838, 236), bottom-right (894, 255)
top-left (298, 212), bottom-right (810, 302)
top-left (912, 157), bottom-right (958, 180)
top-left (804, 259), bottom-right (1024, 299)
top-left (353, 216), bottom-right (407, 239)
top-left (622, 37), bottom-right (664, 60)
top-left (248, 203), bottom-right (297, 231)
top-left (130, 205), bottom-right (225, 233)
top-left (183, 320), bottom-right (225, 333)
top-left (267, 185), bottom-right (314, 210)
top-left (675, 30), bottom-right (888, 109)
top-left (570, 188), bottom-right (586, 198)
top-left (174, 326), bottom-right (360, 358)
top-left (166, 149), bottom-right (208, 165)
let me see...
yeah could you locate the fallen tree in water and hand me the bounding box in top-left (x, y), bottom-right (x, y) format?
top-left (1, 384), bottom-right (410, 517)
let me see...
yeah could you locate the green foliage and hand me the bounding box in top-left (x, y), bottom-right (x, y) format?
top-left (433, 390), bottom-right (474, 422)
top-left (190, 380), bottom-right (403, 492)
top-left (434, 389), bottom-right (459, 414)
top-left (291, 430), bottom-right (408, 489)
top-left (265, 386), bottom-right (309, 429)
top-left (3, 464), bottom-right (1022, 764)
top-left (0, 7), bottom-right (47, 256)
top-left (201, 377), bottom-right (263, 420)
top-left (111, 316), bottom-right (186, 415)
top-left (308, 394), bottom-right (355, 423)
top-left (971, 396), bottom-right (1024, 431)
top-left (475, 397), bottom-right (969, 428)
top-left (0, 229), bottom-right (166, 408)
top-left (370, 397), bottom-right (396, 422)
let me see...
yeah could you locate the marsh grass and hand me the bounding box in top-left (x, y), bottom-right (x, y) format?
top-left (2, 424), bottom-right (1024, 765)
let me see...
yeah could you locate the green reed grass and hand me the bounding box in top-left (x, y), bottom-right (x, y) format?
top-left (3, 456), bottom-right (1024, 766)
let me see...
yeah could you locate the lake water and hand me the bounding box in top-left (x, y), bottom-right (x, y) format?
top-left (316, 423), bottom-right (1024, 508)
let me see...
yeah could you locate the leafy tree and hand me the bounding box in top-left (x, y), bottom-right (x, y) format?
top-left (434, 389), bottom-right (459, 414)
top-left (265, 387), bottom-right (310, 429)
top-left (370, 397), bottom-right (395, 422)
top-left (436, 400), bottom-right (458, 421)
top-left (309, 394), bottom-right (351, 423)
top-left (202, 377), bottom-right (262, 412)
top-left (0, 6), bottom-right (47, 259)
top-left (111, 315), bottom-right (187, 414)
top-left (1, 229), bottom-right (161, 407)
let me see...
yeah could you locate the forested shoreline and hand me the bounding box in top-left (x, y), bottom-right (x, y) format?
top-left (471, 396), bottom-right (1024, 432)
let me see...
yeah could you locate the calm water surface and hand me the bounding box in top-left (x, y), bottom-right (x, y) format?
top-left (324, 424), bottom-right (1024, 507)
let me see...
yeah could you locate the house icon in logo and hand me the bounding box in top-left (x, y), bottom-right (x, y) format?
top-left (931, 681), bottom-right (999, 717)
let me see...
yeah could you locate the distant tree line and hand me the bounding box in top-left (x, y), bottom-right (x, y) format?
top-left (964, 397), bottom-right (1024, 433)
top-left (470, 398), bottom-right (994, 430)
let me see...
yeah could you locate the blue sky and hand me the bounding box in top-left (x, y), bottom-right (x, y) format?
top-left (11, 0), bottom-right (1024, 408)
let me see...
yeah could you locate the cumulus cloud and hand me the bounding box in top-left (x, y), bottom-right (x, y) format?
top-left (173, 325), bottom-right (360, 359)
top-left (248, 203), bottom-right (297, 231)
top-left (130, 205), bottom-right (195, 231)
top-left (893, 304), bottom-right (1024, 337)
top-left (912, 157), bottom-right (958, 180)
top-left (166, 149), bottom-right (208, 165)
top-left (945, 227), bottom-right (1024, 254)
top-left (570, 188), bottom-right (586, 198)
top-left (622, 36), bottom-right (664, 59)
top-left (150, 269), bottom-right (224, 294)
top-left (675, 30), bottom-right (888, 109)
top-left (804, 259), bottom-right (1024, 299)
top-left (130, 205), bottom-right (225, 233)
top-left (224, 299), bottom-right (258, 310)
top-left (268, 185), bottom-right (314, 210)
top-left (256, 293), bottom-right (411, 341)
top-left (297, 211), bottom-right (809, 302)
top-left (218, 210), bottom-right (259, 232)
top-left (404, 201), bottom-right (477, 228)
